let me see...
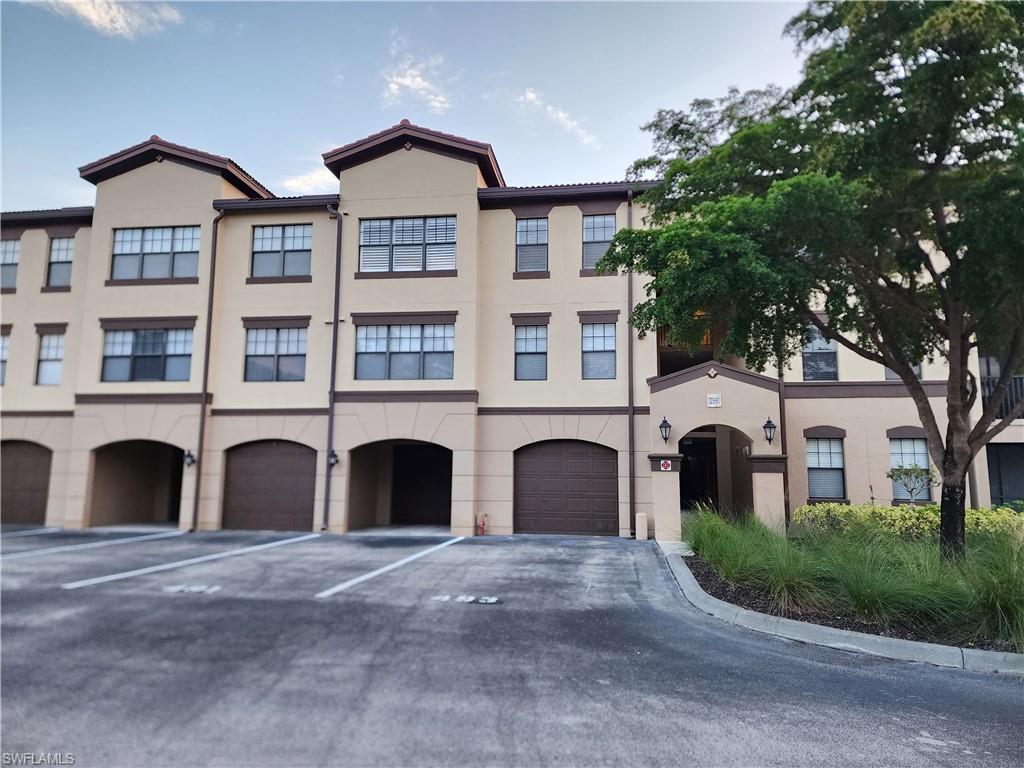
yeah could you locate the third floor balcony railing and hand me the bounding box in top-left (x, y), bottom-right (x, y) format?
top-left (981, 375), bottom-right (1024, 421)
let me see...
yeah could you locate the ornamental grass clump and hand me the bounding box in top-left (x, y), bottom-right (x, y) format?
top-left (963, 534), bottom-right (1024, 652)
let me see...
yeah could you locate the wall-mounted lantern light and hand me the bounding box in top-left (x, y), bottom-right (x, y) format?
top-left (762, 418), bottom-right (777, 445)
top-left (659, 417), bottom-right (672, 444)
top-left (328, 449), bottom-right (340, 466)
top-left (183, 450), bottom-right (196, 467)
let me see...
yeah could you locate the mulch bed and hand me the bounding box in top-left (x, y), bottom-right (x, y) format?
top-left (683, 553), bottom-right (1006, 652)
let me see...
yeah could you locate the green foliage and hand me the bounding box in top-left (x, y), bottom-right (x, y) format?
top-left (688, 507), bottom-right (1024, 651)
top-left (885, 466), bottom-right (939, 502)
top-left (793, 502), bottom-right (1024, 539)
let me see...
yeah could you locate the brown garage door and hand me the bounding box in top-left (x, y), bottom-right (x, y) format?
top-left (1, 441), bottom-right (52, 526)
top-left (222, 440), bottom-right (316, 531)
top-left (514, 440), bottom-right (618, 535)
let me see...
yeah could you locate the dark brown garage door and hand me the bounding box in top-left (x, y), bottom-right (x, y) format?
top-left (222, 441), bottom-right (316, 531)
top-left (514, 440), bottom-right (618, 535)
top-left (1, 441), bottom-right (52, 526)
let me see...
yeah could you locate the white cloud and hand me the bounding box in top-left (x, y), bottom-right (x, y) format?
top-left (382, 31), bottom-right (452, 114)
top-left (280, 167), bottom-right (338, 196)
top-left (516, 88), bottom-right (600, 149)
top-left (31, 0), bottom-right (183, 39)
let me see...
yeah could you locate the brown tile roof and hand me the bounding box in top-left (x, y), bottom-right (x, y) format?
top-left (79, 136), bottom-right (273, 199)
top-left (322, 119), bottom-right (505, 187)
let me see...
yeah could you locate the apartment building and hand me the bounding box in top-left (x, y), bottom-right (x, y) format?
top-left (1, 121), bottom-right (1021, 540)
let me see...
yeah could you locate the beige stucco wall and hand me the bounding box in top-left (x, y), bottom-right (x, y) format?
top-left (0, 414), bottom-right (74, 527)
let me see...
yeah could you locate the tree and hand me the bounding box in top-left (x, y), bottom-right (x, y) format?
top-left (602, 1), bottom-right (1024, 559)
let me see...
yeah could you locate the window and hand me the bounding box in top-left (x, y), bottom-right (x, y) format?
top-left (111, 226), bottom-right (200, 280)
top-left (36, 334), bottom-right (64, 386)
top-left (102, 329), bottom-right (193, 382)
top-left (516, 218), bottom-right (548, 272)
top-left (802, 326), bottom-right (838, 381)
top-left (47, 237), bottom-right (74, 288)
top-left (355, 324), bottom-right (454, 380)
top-left (807, 438), bottom-right (845, 499)
top-left (890, 438), bottom-right (931, 501)
top-left (582, 323), bottom-right (616, 379)
top-left (515, 326), bottom-right (548, 380)
top-left (245, 328), bottom-right (307, 381)
top-left (251, 224), bottom-right (313, 278)
top-left (582, 214), bottom-right (616, 270)
top-left (358, 217), bottom-right (456, 272)
top-left (0, 331), bottom-right (9, 385)
top-left (1, 239), bottom-right (20, 290)
top-left (885, 362), bottom-right (922, 380)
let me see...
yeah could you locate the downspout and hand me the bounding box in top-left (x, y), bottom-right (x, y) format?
top-left (190, 208), bottom-right (225, 532)
top-left (626, 190), bottom-right (637, 536)
top-left (777, 369), bottom-right (791, 527)
top-left (322, 202), bottom-right (343, 531)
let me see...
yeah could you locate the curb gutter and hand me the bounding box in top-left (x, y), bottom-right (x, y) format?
top-left (664, 553), bottom-right (1024, 676)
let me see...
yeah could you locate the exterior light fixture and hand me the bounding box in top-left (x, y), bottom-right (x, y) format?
top-left (659, 417), bottom-right (672, 444)
top-left (183, 450), bottom-right (196, 466)
top-left (762, 418), bottom-right (777, 445)
top-left (328, 449), bottom-right (340, 466)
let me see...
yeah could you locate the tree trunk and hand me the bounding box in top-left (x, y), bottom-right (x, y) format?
top-left (939, 480), bottom-right (966, 561)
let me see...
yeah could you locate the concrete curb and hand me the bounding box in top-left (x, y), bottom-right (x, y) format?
top-left (664, 552), bottom-right (1024, 676)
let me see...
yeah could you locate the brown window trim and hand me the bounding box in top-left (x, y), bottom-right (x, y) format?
top-left (332, 390), bottom-right (478, 403)
top-left (245, 275), bottom-right (313, 285)
top-left (803, 426), bottom-right (847, 439)
top-left (809, 497), bottom-right (850, 505)
top-left (1, 288), bottom-right (15, 295)
top-left (354, 270), bottom-right (457, 279)
top-left (1, 324), bottom-right (12, 335)
top-left (510, 312), bottom-right (551, 326)
top-left (35, 322), bottom-right (68, 335)
top-left (75, 393), bottom-right (211, 405)
top-left (99, 316), bottom-right (197, 331)
top-left (577, 310), bottom-right (620, 324)
top-left (350, 311), bottom-right (458, 326)
top-left (105, 277), bottom-right (200, 287)
top-left (40, 285), bottom-right (72, 293)
top-left (579, 269), bottom-right (616, 278)
top-left (886, 425), bottom-right (926, 439)
top-left (512, 270), bottom-right (549, 280)
top-left (241, 315), bottom-right (311, 330)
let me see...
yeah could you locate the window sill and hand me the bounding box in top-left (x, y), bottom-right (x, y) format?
top-left (245, 275), bottom-right (312, 285)
top-left (41, 285), bottom-right (71, 293)
top-left (807, 497), bottom-right (850, 505)
top-left (354, 270), bottom-right (457, 279)
top-left (512, 271), bottom-right (550, 280)
top-left (891, 499), bottom-right (933, 506)
top-left (105, 278), bottom-right (200, 286)
top-left (579, 269), bottom-right (615, 277)
top-left (1, 288), bottom-right (15, 295)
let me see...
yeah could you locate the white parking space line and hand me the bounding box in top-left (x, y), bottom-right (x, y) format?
top-left (1, 527), bottom-right (62, 539)
top-left (3, 530), bottom-right (185, 560)
top-left (60, 533), bottom-right (321, 590)
top-left (315, 536), bottom-right (464, 599)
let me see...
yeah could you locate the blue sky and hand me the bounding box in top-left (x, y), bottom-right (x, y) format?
top-left (1, 1), bottom-right (805, 210)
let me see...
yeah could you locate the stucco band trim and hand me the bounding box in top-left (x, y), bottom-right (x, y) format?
top-left (886, 425), bottom-right (927, 439)
top-left (35, 322), bottom-right (68, 335)
top-left (211, 407), bottom-right (328, 416)
top-left (241, 315), bottom-right (311, 329)
top-left (479, 406), bottom-right (633, 415)
top-left (354, 270), bottom-right (457, 280)
top-left (748, 455), bottom-right (788, 473)
top-left (802, 426), bottom-right (847, 439)
top-left (333, 390), bottom-right (478, 403)
top-left (510, 312), bottom-right (551, 326)
top-left (648, 453), bottom-right (683, 472)
top-left (75, 393), bottom-right (212, 405)
top-left (649, 361), bottom-right (779, 394)
top-left (99, 316), bottom-right (197, 330)
top-left (1, 410), bottom-right (74, 418)
top-left (785, 381), bottom-right (947, 398)
top-left (350, 311), bottom-right (458, 326)
top-left (577, 310), bottom-right (620, 324)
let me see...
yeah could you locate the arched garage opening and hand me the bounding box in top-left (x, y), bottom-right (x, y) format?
top-left (347, 440), bottom-right (452, 530)
top-left (678, 425), bottom-right (754, 515)
top-left (514, 440), bottom-right (618, 535)
top-left (89, 440), bottom-right (183, 526)
top-left (1, 440), bottom-right (53, 526)
top-left (222, 440), bottom-right (316, 531)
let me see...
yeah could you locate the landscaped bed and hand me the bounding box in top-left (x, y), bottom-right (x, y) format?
top-left (683, 503), bottom-right (1024, 653)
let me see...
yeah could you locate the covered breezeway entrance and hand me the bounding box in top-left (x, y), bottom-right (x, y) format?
top-left (347, 440), bottom-right (453, 530)
top-left (87, 440), bottom-right (183, 526)
top-left (678, 425), bottom-right (754, 515)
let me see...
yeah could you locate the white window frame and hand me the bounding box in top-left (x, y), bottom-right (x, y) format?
top-left (244, 327), bottom-right (308, 382)
top-left (582, 214), bottom-right (616, 270)
top-left (582, 322), bottom-right (616, 380)
top-left (806, 438), bottom-right (846, 500)
top-left (36, 333), bottom-right (64, 386)
top-left (889, 437), bottom-right (932, 501)
top-left (514, 325), bottom-right (548, 381)
top-left (358, 217), bottom-right (456, 273)
top-left (47, 237), bottom-right (74, 288)
top-left (1, 239), bottom-right (20, 290)
top-left (355, 324), bottom-right (455, 380)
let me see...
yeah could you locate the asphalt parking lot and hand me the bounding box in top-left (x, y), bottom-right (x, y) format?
top-left (2, 525), bottom-right (1022, 767)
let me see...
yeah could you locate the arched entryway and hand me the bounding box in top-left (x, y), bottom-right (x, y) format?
top-left (514, 440), bottom-right (618, 535)
top-left (1, 440), bottom-right (53, 526)
top-left (222, 440), bottom-right (317, 531)
top-left (89, 440), bottom-right (183, 526)
top-left (347, 440), bottom-right (453, 530)
top-left (678, 425), bottom-right (754, 515)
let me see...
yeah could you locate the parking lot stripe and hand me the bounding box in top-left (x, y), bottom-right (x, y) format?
top-left (59, 533), bottom-right (321, 590)
top-left (1, 527), bottom-right (62, 539)
top-left (3, 530), bottom-right (185, 560)
top-left (314, 536), bottom-right (464, 599)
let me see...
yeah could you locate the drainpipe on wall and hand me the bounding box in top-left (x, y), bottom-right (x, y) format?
top-left (190, 209), bottom-right (225, 532)
top-left (777, 370), bottom-right (791, 527)
top-left (321, 203), bottom-right (344, 532)
top-left (626, 190), bottom-right (637, 536)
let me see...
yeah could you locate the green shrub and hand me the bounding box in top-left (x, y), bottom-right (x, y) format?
top-left (753, 535), bottom-right (825, 613)
top-left (792, 502), bottom-right (1024, 540)
top-left (963, 534), bottom-right (1024, 651)
top-left (688, 508), bottom-right (763, 584)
